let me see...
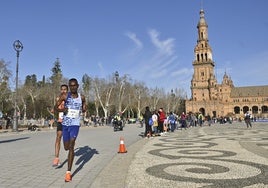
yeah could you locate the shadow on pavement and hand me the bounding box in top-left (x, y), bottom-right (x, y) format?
top-left (55, 159), bottom-right (68, 169)
top-left (138, 132), bottom-right (145, 138)
top-left (0, 137), bottom-right (30, 144)
top-left (72, 146), bottom-right (99, 177)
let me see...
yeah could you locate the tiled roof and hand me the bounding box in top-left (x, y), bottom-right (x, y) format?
top-left (230, 85), bottom-right (268, 97)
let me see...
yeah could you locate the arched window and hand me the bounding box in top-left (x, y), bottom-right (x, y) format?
top-left (252, 106), bottom-right (258, 114)
top-left (234, 106), bottom-right (240, 114)
top-left (261, 106), bottom-right (268, 113)
top-left (243, 106), bottom-right (249, 114)
top-left (199, 108), bottom-right (205, 115)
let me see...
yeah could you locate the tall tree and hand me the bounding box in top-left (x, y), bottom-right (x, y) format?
top-left (113, 73), bottom-right (129, 113)
top-left (150, 87), bottom-right (164, 110)
top-left (23, 74), bottom-right (40, 118)
top-left (0, 59), bottom-right (12, 113)
top-left (81, 74), bottom-right (91, 101)
top-left (49, 58), bottom-right (63, 105)
top-left (92, 77), bottom-right (114, 118)
top-left (132, 82), bottom-right (149, 118)
top-left (81, 74), bottom-right (91, 118)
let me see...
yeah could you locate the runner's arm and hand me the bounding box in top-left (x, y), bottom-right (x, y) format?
top-left (55, 93), bottom-right (67, 113)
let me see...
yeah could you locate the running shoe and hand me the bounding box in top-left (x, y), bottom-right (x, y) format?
top-left (65, 172), bottom-right (72, 182)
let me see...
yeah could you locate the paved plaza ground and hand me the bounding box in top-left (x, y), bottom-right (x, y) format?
top-left (1, 121), bottom-right (268, 188)
top-left (123, 122), bottom-right (268, 188)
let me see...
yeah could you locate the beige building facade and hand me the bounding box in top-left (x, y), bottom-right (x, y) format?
top-left (185, 9), bottom-right (268, 119)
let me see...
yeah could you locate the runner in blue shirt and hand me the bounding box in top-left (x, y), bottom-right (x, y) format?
top-left (56, 78), bottom-right (86, 182)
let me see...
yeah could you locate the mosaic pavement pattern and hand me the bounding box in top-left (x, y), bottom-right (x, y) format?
top-left (126, 123), bottom-right (268, 188)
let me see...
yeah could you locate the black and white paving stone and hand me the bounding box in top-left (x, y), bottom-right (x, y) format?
top-left (126, 122), bottom-right (268, 188)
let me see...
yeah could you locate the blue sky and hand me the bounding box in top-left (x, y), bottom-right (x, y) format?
top-left (1, 0), bottom-right (268, 97)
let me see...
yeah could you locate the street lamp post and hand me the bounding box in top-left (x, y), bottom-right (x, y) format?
top-left (136, 87), bottom-right (141, 118)
top-left (115, 71), bottom-right (119, 83)
top-left (114, 71), bottom-right (119, 113)
top-left (171, 89), bottom-right (175, 112)
top-left (13, 40), bottom-right (23, 132)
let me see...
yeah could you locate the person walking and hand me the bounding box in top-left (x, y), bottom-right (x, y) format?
top-left (52, 84), bottom-right (68, 167)
top-left (143, 106), bottom-right (152, 138)
top-left (56, 78), bottom-right (86, 182)
top-left (244, 111), bottom-right (252, 128)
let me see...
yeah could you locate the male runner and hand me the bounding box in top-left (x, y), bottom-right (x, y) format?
top-left (52, 84), bottom-right (68, 166)
top-left (56, 78), bottom-right (86, 182)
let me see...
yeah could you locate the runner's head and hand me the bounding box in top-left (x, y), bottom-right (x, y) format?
top-left (60, 84), bottom-right (68, 94)
top-left (68, 78), bottom-right (79, 94)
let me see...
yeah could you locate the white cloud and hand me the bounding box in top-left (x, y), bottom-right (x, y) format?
top-left (171, 67), bottom-right (192, 77)
top-left (125, 31), bottom-right (143, 50)
top-left (148, 29), bottom-right (175, 56)
top-left (145, 29), bottom-right (179, 77)
top-left (121, 28), bottom-right (190, 94)
top-left (157, 55), bottom-right (178, 71)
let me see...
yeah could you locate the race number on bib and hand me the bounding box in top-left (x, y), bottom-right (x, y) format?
top-left (59, 112), bottom-right (64, 118)
top-left (66, 109), bottom-right (80, 119)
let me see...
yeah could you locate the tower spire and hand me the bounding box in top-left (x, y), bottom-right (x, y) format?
top-left (190, 8), bottom-right (217, 102)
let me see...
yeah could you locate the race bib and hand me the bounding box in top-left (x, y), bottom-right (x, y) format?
top-left (58, 112), bottom-right (64, 122)
top-left (66, 109), bottom-right (80, 119)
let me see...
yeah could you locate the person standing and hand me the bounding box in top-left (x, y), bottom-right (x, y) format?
top-left (244, 111), bottom-right (252, 128)
top-left (168, 112), bottom-right (176, 132)
top-left (198, 112), bottom-right (204, 127)
top-left (4, 113), bottom-right (11, 129)
top-left (52, 84), bottom-right (68, 167)
top-left (56, 78), bottom-right (86, 182)
top-left (180, 112), bottom-right (187, 129)
top-left (206, 114), bottom-right (212, 126)
top-left (152, 110), bottom-right (158, 135)
top-left (158, 108), bottom-right (166, 133)
top-left (143, 106), bottom-right (152, 138)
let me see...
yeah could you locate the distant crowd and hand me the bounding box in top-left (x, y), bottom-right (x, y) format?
top-left (138, 107), bottom-right (261, 138)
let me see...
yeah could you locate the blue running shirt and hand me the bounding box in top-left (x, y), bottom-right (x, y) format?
top-left (62, 92), bottom-right (82, 126)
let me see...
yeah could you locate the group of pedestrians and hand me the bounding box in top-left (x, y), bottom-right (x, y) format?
top-left (178, 111), bottom-right (253, 129)
top-left (142, 106), bottom-right (181, 138)
top-left (142, 108), bottom-right (217, 138)
top-left (52, 78), bottom-right (86, 182)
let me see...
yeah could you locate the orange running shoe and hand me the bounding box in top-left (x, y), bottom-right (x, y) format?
top-left (65, 172), bottom-right (72, 182)
top-left (52, 158), bottom-right (60, 167)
